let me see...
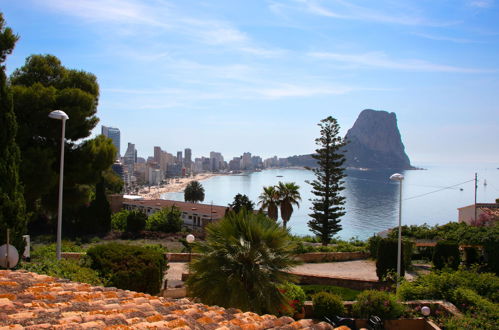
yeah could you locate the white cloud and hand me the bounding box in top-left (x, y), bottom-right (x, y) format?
top-left (309, 51), bottom-right (494, 73)
top-left (273, 0), bottom-right (453, 27)
top-left (469, 0), bottom-right (495, 8)
top-left (412, 33), bottom-right (477, 44)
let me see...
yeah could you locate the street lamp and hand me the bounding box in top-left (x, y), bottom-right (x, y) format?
top-left (49, 110), bottom-right (69, 260)
top-left (186, 234), bottom-right (195, 276)
top-left (390, 172), bottom-right (404, 293)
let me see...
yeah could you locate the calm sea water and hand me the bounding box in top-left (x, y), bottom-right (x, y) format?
top-left (162, 163), bottom-right (499, 240)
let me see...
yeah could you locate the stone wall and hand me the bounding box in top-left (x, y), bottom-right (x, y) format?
top-left (291, 272), bottom-right (390, 291)
top-left (295, 251), bottom-right (369, 262)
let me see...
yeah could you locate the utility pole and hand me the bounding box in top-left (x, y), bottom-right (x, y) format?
top-left (474, 173), bottom-right (478, 221)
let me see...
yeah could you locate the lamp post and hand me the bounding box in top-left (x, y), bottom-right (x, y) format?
top-left (186, 234), bottom-right (195, 276)
top-left (390, 173), bottom-right (404, 293)
top-left (49, 110), bottom-right (69, 260)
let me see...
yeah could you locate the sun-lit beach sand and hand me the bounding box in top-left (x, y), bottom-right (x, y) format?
top-left (138, 173), bottom-right (221, 200)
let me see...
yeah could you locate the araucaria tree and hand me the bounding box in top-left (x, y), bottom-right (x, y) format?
top-left (185, 210), bottom-right (300, 314)
top-left (308, 116), bottom-right (347, 246)
top-left (184, 181), bottom-right (205, 203)
top-left (0, 13), bottom-right (27, 252)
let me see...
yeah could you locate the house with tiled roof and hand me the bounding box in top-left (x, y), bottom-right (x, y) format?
top-left (122, 199), bottom-right (228, 229)
top-left (0, 270), bottom-right (333, 329)
top-left (457, 202), bottom-right (499, 225)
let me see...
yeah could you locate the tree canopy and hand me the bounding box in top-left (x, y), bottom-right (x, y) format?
top-left (0, 13), bottom-right (27, 252)
top-left (10, 54), bottom-right (116, 222)
top-left (307, 116), bottom-right (347, 246)
top-left (276, 182), bottom-right (301, 229)
top-left (184, 181), bottom-right (205, 203)
top-left (229, 194), bottom-right (254, 214)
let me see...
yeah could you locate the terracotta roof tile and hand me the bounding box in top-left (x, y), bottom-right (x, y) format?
top-left (0, 270), bottom-right (334, 329)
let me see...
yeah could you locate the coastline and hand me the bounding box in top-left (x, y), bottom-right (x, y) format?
top-left (139, 173), bottom-right (222, 200)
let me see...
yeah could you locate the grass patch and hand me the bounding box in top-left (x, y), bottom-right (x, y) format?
top-left (300, 284), bottom-right (361, 301)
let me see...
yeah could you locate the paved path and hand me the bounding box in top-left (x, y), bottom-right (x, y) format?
top-left (165, 260), bottom-right (415, 285)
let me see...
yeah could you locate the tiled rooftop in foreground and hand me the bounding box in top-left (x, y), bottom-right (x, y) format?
top-left (0, 270), bottom-right (333, 329)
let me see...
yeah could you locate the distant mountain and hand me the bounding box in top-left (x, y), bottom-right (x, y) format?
top-left (344, 109), bottom-right (413, 169)
top-left (285, 109), bottom-right (413, 170)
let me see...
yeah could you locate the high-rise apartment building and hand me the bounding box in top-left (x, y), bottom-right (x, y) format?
top-left (154, 146), bottom-right (162, 164)
top-left (184, 148), bottom-right (192, 164)
top-left (176, 151), bottom-right (183, 165)
top-left (123, 143), bottom-right (136, 166)
top-left (101, 126), bottom-right (121, 158)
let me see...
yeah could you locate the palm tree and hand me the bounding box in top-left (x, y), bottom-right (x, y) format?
top-left (184, 180), bottom-right (205, 203)
top-left (258, 186), bottom-right (279, 221)
top-left (277, 182), bottom-right (301, 229)
top-left (185, 210), bottom-right (300, 314)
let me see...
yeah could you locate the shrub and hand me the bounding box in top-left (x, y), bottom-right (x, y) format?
top-left (301, 285), bottom-right (360, 301)
top-left (368, 235), bottom-right (382, 259)
top-left (111, 210), bottom-right (129, 231)
top-left (21, 258), bottom-right (103, 286)
top-left (86, 243), bottom-right (167, 294)
top-left (463, 247), bottom-right (479, 267)
top-left (433, 241), bottom-right (460, 270)
top-left (352, 290), bottom-right (405, 320)
top-left (146, 206), bottom-right (183, 233)
top-left (376, 238), bottom-right (405, 281)
top-left (279, 282), bottom-right (306, 316)
top-left (313, 292), bottom-right (345, 319)
top-left (443, 313), bottom-right (498, 330)
top-left (484, 240), bottom-right (499, 275)
top-left (398, 268), bottom-right (499, 304)
top-left (125, 210), bottom-right (147, 234)
top-left (451, 287), bottom-right (498, 315)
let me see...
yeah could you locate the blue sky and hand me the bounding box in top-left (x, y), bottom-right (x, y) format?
top-left (2, 0), bottom-right (499, 164)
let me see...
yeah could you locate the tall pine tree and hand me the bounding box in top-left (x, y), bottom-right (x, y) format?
top-left (307, 116), bottom-right (347, 246)
top-left (0, 13), bottom-right (27, 253)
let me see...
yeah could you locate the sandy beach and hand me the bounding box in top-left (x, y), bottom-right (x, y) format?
top-left (138, 173), bottom-right (221, 200)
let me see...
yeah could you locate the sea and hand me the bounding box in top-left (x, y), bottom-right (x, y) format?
top-left (161, 163), bottom-right (499, 240)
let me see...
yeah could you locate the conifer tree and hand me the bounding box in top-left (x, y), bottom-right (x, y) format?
top-left (0, 13), bottom-right (27, 253)
top-left (307, 116), bottom-right (347, 245)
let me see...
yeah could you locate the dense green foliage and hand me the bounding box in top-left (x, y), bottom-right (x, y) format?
top-left (375, 238), bottom-right (406, 280)
top-left (184, 180), bottom-right (205, 203)
top-left (228, 193), bottom-right (255, 213)
top-left (111, 210), bottom-right (128, 231)
top-left (146, 206), bottom-right (182, 233)
top-left (399, 268), bottom-right (499, 329)
top-left (125, 210), bottom-right (147, 234)
top-left (368, 234), bottom-right (382, 259)
top-left (293, 239), bottom-right (367, 254)
top-left (276, 182), bottom-right (301, 229)
top-left (10, 54), bottom-right (116, 235)
top-left (186, 210), bottom-right (300, 314)
top-left (279, 282), bottom-right (306, 316)
top-left (352, 290), bottom-right (405, 319)
top-left (308, 116), bottom-right (347, 246)
top-left (258, 185), bottom-right (279, 221)
top-left (398, 268), bottom-right (499, 303)
top-left (301, 285), bottom-right (360, 301)
top-left (20, 241), bottom-right (101, 285)
top-left (432, 241), bottom-right (460, 270)
top-left (0, 14), bottom-right (27, 254)
top-left (313, 292), bottom-right (346, 319)
top-left (86, 243), bottom-right (167, 294)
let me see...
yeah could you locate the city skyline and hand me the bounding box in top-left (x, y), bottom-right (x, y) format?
top-left (3, 1), bottom-right (499, 164)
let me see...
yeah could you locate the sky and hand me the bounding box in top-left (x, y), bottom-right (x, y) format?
top-left (2, 0), bottom-right (499, 165)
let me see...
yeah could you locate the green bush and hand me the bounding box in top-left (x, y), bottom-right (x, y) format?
top-left (484, 241), bottom-right (499, 275)
top-left (86, 243), bottom-right (167, 294)
top-left (111, 210), bottom-right (129, 231)
top-left (376, 238), bottom-right (405, 281)
top-left (301, 285), bottom-right (360, 301)
top-left (352, 290), bottom-right (405, 319)
top-left (125, 210), bottom-right (147, 234)
top-left (398, 268), bottom-right (499, 304)
top-left (279, 282), bottom-right (306, 316)
top-left (443, 313), bottom-right (498, 330)
top-left (146, 206), bottom-right (183, 233)
top-left (21, 258), bottom-right (102, 286)
top-left (313, 292), bottom-right (345, 319)
top-left (451, 287), bottom-right (498, 315)
top-left (463, 247), bottom-right (479, 267)
top-left (368, 235), bottom-right (382, 259)
top-left (433, 241), bottom-right (460, 270)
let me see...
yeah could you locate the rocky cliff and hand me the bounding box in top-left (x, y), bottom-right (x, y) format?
top-left (344, 109), bottom-right (413, 169)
